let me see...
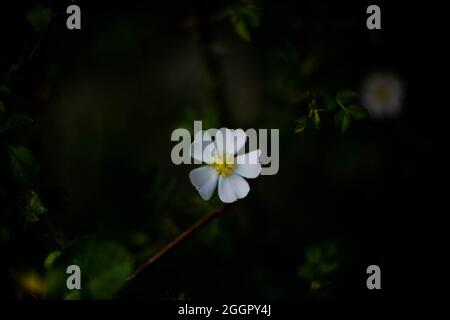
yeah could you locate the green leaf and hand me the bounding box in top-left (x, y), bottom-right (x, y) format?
top-left (1, 114), bottom-right (34, 133)
top-left (319, 261), bottom-right (339, 274)
top-left (241, 7), bottom-right (260, 27)
top-left (313, 110), bottom-right (320, 127)
top-left (44, 251), bottom-right (62, 269)
top-left (0, 85), bottom-right (11, 97)
top-left (295, 116), bottom-right (314, 133)
top-left (300, 57), bottom-right (316, 77)
top-left (336, 90), bottom-right (358, 104)
top-left (22, 190), bottom-right (47, 223)
top-left (306, 245), bottom-right (322, 263)
top-left (298, 264), bottom-right (316, 281)
top-left (64, 290), bottom-right (81, 300)
top-left (323, 96), bottom-right (338, 112)
top-left (45, 240), bottom-right (134, 299)
top-left (335, 109), bottom-right (351, 134)
top-left (346, 104), bottom-right (369, 120)
top-left (8, 145), bottom-right (39, 185)
top-left (26, 5), bottom-right (53, 32)
top-left (231, 16), bottom-right (251, 41)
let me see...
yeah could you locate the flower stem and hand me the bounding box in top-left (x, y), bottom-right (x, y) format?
top-left (128, 203), bottom-right (231, 280)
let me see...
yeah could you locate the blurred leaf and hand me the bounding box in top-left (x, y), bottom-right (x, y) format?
top-left (0, 226), bottom-right (10, 241)
top-left (8, 64), bottom-right (20, 75)
top-left (22, 190), bottom-right (47, 223)
top-left (44, 250), bottom-right (62, 269)
top-left (45, 240), bottom-right (134, 299)
top-left (306, 245), bottom-right (322, 263)
top-left (313, 110), bottom-right (320, 127)
top-left (347, 104), bottom-right (369, 120)
top-left (298, 264), bottom-right (315, 281)
top-left (1, 114), bottom-right (34, 133)
top-left (241, 6), bottom-right (260, 27)
top-left (300, 57), bottom-right (317, 77)
top-left (222, 2), bottom-right (261, 41)
top-left (8, 145), bottom-right (38, 185)
top-left (26, 5), bottom-right (53, 32)
top-left (298, 242), bottom-right (342, 284)
top-left (323, 96), bottom-right (338, 112)
top-left (336, 90), bottom-right (358, 104)
top-left (231, 16), bottom-right (251, 41)
top-left (19, 271), bottom-right (46, 296)
top-left (0, 85), bottom-right (11, 97)
top-left (295, 116), bottom-right (314, 133)
top-left (319, 261), bottom-right (339, 274)
top-left (335, 109), bottom-right (351, 134)
top-left (130, 232), bottom-right (149, 247)
top-left (0, 100), bottom-right (5, 114)
top-left (64, 290), bottom-right (82, 300)
top-left (77, 241), bottom-right (133, 299)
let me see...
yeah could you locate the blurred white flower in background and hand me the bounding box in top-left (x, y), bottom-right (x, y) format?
top-left (189, 128), bottom-right (261, 203)
top-left (361, 72), bottom-right (404, 118)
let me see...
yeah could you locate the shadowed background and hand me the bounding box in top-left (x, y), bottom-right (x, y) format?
top-left (0, 0), bottom-right (447, 299)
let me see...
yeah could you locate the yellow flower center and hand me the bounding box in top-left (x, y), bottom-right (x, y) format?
top-left (211, 153), bottom-right (235, 176)
top-left (374, 85), bottom-right (393, 104)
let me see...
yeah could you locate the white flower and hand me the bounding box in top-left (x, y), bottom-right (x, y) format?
top-left (189, 128), bottom-right (261, 203)
top-left (361, 73), bottom-right (403, 118)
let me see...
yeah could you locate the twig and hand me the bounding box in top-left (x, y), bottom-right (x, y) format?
top-left (129, 203), bottom-right (231, 280)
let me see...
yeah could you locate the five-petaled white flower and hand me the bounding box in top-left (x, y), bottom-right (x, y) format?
top-left (361, 72), bottom-right (403, 118)
top-left (189, 128), bottom-right (261, 203)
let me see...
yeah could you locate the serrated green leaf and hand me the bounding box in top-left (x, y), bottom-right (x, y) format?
top-left (335, 109), bottom-right (351, 134)
top-left (347, 104), bottom-right (369, 120)
top-left (231, 16), bottom-right (251, 41)
top-left (336, 90), bottom-right (358, 104)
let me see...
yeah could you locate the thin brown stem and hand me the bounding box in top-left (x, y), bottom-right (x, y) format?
top-left (129, 203), bottom-right (231, 280)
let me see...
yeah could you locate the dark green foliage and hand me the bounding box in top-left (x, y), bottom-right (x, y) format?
top-left (295, 90), bottom-right (369, 135)
top-left (45, 240), bottom-right (134, 299)
top-left (218, 1), bottom-right (262, 42)
top-left (26, 5), bottom-right (53, 32)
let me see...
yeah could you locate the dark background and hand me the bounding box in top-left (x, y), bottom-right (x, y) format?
top-left (0, 0), bottom-right (447, 299)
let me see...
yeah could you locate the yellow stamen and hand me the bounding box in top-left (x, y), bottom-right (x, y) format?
top-left (210, 153), bottom-right (235, 176)
top-left (374, 85), bottom-right (393, 104)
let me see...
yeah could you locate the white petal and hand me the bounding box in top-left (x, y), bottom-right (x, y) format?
top-left (190, 130), bottom-right (214, 164)
top-left (235, 149), bottom-right (261, 165)
top-left (189, 166), bottom-right (218, 200)
top-left (218, 173), bottom-right (250, 203)
top-left (234, 129), bottom-right (247, 154)
top-left (234, 163), bottom-right (261, 179)
top-left (214, 128), bottom-right (234, 155)
top-left (194, 130), bottom-right (212, 142)
top-left (202, 143), bottom-right (216, 164)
